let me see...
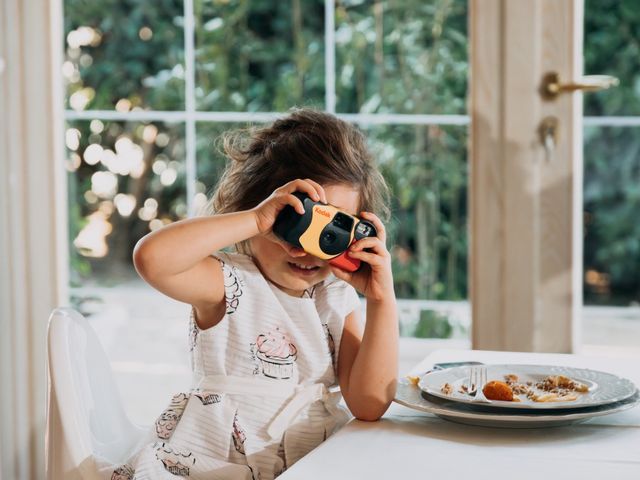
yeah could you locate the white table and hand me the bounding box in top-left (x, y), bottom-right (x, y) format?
top-left (280, 349), bottom-right (640, 479)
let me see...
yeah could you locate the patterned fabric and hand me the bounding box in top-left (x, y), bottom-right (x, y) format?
top-left (99, 252), bottom-right (361, 480)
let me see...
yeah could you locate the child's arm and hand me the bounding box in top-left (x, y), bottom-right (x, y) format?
top-left (332, 212), bottom-right (399, 421)
top-left (133, 179), bottom-right (325, 329)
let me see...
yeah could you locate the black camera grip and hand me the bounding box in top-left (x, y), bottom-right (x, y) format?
top-left (272, 192), bottom-right (315, 247)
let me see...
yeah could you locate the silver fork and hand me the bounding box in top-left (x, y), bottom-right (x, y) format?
top-left (467, 366), bottom-right (490, 403)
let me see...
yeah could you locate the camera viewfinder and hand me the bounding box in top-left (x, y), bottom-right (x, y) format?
top-left (332, 212), bottom-right (354, 231)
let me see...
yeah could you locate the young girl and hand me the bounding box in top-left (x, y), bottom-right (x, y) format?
top-left (106, 108), bottom-right (398, 480)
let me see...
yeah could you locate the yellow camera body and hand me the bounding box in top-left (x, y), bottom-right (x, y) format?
top-left (273, 193), bottom-right (376, 271)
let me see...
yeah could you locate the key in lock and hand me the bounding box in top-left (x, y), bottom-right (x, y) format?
top-left (538, 116), bottom-right (559, 162)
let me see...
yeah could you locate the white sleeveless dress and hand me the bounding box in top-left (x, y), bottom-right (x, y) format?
top-left (104, 252), bottom-right (361, 480)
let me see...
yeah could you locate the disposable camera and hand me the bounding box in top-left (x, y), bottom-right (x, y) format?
top-left (273, 192), bottom-right (377, 272)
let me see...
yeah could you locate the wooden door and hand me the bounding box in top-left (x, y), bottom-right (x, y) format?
top-left (470, 0), bottom-right (584, 352)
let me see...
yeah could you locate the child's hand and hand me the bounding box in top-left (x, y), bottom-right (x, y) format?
top-left (330, 212), bottom-right (395, 303)
top-left (251, 179), bottom-right (327, 234)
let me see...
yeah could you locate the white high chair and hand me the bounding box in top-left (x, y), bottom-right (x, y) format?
top-left (46, 307), bottom-right (148, 480)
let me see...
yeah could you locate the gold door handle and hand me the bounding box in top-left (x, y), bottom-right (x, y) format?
top-left (541, 72), bottom-right (619, 100)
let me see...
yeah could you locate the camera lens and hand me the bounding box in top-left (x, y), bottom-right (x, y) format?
top-left (321, 231), bottom-right (337, 245)
top-left (319, 222), bottom-right (351, 255)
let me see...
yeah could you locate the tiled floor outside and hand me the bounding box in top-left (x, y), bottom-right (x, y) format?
top-left (75, 280), bottom-right (640, 427)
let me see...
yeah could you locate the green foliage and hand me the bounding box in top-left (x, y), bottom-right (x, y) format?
top-left (63, 0), bottom-right (638, 314)
top-left (194, 0), bottom-right (325, 111)
top-left (412, 310), bottom-right (453, 339)
top-left (66, 120), bottom-right (186, 283)
top-left (583, 127), bottom-right (640, 304)
top-left (584, 0), bottom-right (640, 304)
top-left (584, 0), bottom-right (640, 116)
top-left (370, 124), bottom-right (468, 300)
top-left (65, 0), bottom-right (471, 303)
top-left (196, 122), bottom-right (237, 197)
top-left (335, 0), bottom-right (467, 114)
top-left (65, 0), bottom-right (185, 110)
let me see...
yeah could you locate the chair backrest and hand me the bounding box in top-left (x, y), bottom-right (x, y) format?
top-left (46, 307), bottom-right (146, 478)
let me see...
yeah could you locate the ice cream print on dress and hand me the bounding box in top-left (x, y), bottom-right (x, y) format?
top-left (154, 442), bottom-right (196, 476)
top-left (232, 413), bottom-right (247, 454)
top-left (193, 389), bottom-right (223, 405)
top-left (188, 313), bottom-right (199, 351)
top-left (155, 393), bottom-right (189, 440)
top-left (322, 323), bottom-right (336, 368)
top-left (219, 257), bottom-right (243, 314)
top-left (252, 327), bottom-right (298, 379)
top-left (110, 464), bottom-right (134, 480)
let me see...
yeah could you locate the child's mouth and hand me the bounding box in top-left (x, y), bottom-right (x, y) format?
top-left (288, 262), bottom-right (320, 276)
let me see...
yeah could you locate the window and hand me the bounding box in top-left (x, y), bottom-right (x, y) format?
top-left (583, 0), bottom-right (640, 349)
top-left (64, 0), bottom-right (470, 349)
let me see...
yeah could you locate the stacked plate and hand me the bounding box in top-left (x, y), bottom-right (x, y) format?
top-left (394, 364), bottom-right (640, 428)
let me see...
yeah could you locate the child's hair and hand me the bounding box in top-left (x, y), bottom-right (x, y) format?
top-left (206, 108), bottom-right (390, 223)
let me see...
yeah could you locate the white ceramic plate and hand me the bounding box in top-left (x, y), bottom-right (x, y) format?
top-left (395, 380), bottom-right (640, 428)
top-left (418, 364), bottom-right (637, 410)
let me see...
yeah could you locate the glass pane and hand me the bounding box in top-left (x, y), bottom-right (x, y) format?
top-left (583, 126), bottom-right (640, 307)
top-left (195, 122), bottom-right (252, 210)
top-left (63, 0), bottom-right (185, 111)
top-left (584, 0), bottom-right (640, 116)
top-left (583, 0), bottom-right (640, 351)
top-left (194, 0), bottom-right (325, 111)
top-left (66, 120), bottom-right (187, 286)
top-left (335, 0), bottom-right (467, 114)
top-left (365, 124), bottom-right (469, 339)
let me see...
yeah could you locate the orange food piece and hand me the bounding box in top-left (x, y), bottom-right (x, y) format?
top-left (482, 380), bottom-right (514, 401)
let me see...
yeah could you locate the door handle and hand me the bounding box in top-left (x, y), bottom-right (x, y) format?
top-left (541, 71), bottom-right (618, 100)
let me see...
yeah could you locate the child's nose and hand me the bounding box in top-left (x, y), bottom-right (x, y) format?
top-left (286, 245), bottom-right (307, 257)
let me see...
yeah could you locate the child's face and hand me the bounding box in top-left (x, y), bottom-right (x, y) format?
top-left (249, 183), bottom-right (361, 297)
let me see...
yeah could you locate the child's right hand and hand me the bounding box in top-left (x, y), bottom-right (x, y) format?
top-left (251, 179), bottom-right (327, 234)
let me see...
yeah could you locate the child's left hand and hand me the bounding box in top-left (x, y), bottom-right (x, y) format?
top-left (329, 212), bottom-right (395, 303)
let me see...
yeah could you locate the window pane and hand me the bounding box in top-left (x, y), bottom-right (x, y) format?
top-left (584, 0), bottom-right (640, 116)
top-left (583, 1), bottom-right (640, 351)
top-left (195, 122), bottom-right (249, 210)
top-left (366, 124), bottom-right (469, 338)
top-left (583, 126), bottom-right (640, 307)
top-left (335, 0), bottom-right (467, 114)
top-left (66, 120), bottom-right (187, 285)
top-left (64, 0), bottom-right (185, 111)
top-left (194, 0), bottom-right (325, 111)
